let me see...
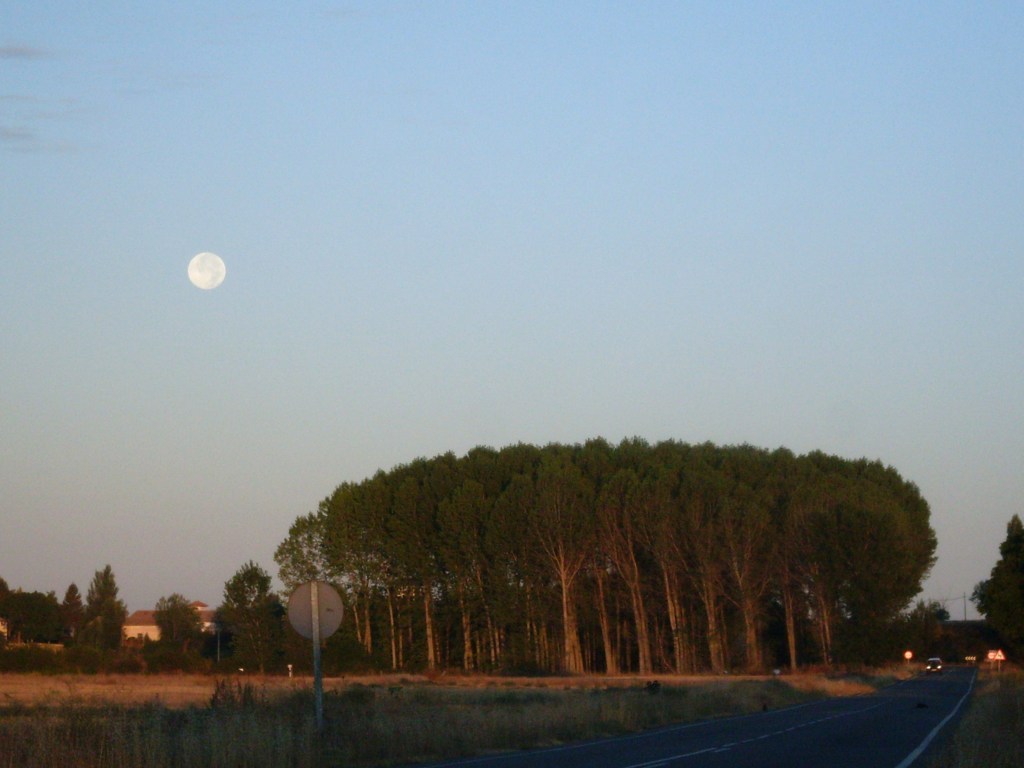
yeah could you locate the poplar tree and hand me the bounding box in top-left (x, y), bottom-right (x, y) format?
top-left (276, 439), bottom-right (937, 673)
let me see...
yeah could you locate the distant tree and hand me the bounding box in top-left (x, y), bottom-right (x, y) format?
top-left (154, 594), bottom-right (203, 651)
top-left (973, 514), bottom-right (1024, 653)
top-left (0, 577), bottom-right (9, 600)
top-left (274, 505), bottom-right (342, 591)
top-left (904, 599), bottom-right (947, 656)
top-left (0, 590), bottom-right (62, 643)
top-left (219, 561), bottom-right (284, 673)
top-left (80, 565), bottom-right (128, 650)
top-left (60, 583), bottom-right (84, 642)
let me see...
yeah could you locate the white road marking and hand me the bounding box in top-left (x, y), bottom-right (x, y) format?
top-left (892, 669), bottom-right (977, 768)
top-left (622, 701), bottom-right (886, 765)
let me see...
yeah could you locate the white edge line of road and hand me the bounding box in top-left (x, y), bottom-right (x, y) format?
top-left (415, 673), bottom-right (945, 768)
top-left (892, 668), bottom-right (978, 768)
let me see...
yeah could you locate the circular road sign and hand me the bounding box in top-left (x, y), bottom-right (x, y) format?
top-left (287, 581), bottom-right (344, 640)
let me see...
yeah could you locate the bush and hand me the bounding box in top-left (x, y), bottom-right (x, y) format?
top-left (0, 646), bottom-right (64, 673)
top-left (141, 644), bottom-right (208, 674)
top-left (62, 646), bottom-right (105, 673)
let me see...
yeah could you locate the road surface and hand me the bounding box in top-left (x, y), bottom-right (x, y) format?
top-left (408, 667), bottom-right (975, 768)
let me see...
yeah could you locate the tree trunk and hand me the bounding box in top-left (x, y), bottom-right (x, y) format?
top-left (629, 582), bottom-right (653, 674)
top-left (363, 593), bottom-right (372, 655)
top-left (701, 580), bottom-right (725, 673)
top-left (387, 590), bottom-right (398, 670)
top-left (352, 593), bottom-right (364, 649)
top-left (561, 579), bottom-right (584, 673)
top-left (595, 567), bottom-right (619, 674)
top-left (662, 569), bottom-right (693, 673)
top-left (458, 585), bottom-right (474, 671)
top-left (741, 596), bottom-right (762, 670)
top-left (423, 584), bottom-right (437, 671)
top-left (816, 593), bottom-right (834, 666)
top-left (782, 583), bottom-right (799, 671)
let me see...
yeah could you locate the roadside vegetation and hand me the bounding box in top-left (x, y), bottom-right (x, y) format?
top-left (928, 669), bottom-right (1023, 768)
top-left (0, 672), bottom-right (886, 768)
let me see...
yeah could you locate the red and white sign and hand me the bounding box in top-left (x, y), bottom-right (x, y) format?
top-left (987, 650), bottom-right (1006, 661)
top-left (903, 650), bottom-right (913, 660)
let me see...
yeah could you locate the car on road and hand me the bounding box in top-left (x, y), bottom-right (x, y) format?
top-left (925, 657), bottom-right (943, 673)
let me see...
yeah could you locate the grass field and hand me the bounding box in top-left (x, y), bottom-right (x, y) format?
top-left (0, 670), bottom-right (901, 768)
top-left (927, 668), bottom-right (1023, 768)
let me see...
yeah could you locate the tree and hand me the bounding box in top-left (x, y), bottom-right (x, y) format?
top-left (437, 478), bottom-right (491, 671)
top-left (154, 594), bottom-right (203, 651)
top-left (597, 467), bottom-right (654, 674)
top-left (81, 565), bottom-right (128, 650)
top-left (0, 590), bottom-right (62, 643)
top-left (973, 514), bottom-right (1024, 653)
top-left (219, 561), bottom-right (283, 673)
top-left (904, 599), bottom-right (947, 656)
top-left (60, 583), bottom-right (84, 642)
top-left (274, 505), bottom-right (340, 591)
top-left (530, 449), bottom-right (595, 674)
top-left (276, 440), bottom-right (938, 674)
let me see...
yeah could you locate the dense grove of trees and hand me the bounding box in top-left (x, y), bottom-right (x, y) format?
top-left (275, 439), bottom-right (938, 672)
top-left (0, 567), bottom-right (124, 648)
top-left (0, 440), bottom-right (948, 674)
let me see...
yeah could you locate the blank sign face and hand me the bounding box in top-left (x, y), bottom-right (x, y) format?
top-left (287, 581), bottom-right (344, 640)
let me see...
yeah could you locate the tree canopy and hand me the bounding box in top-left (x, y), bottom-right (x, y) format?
top-left (0, 590), bottom-right (62, 644)
top-left (219, 561), bottom-right (284, 674)
top-left (154, 594), bottom-right (204, 651)
top-left (60, 583), bottom-right (84, 642)
top-left (972, 514), bottom-right (1024, 654)
top-left (276, 439), bottom-right (936, 672)
top-left (80, 565), bottom-right (128, 650)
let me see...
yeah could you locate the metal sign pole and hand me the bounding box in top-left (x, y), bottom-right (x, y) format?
top-left (311, 581), bottom-right (324, 732)
top-left (287, 581), bottom-right (341, 735)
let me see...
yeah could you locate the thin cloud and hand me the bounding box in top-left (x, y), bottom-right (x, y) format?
top-left (0, 125), bottom-right (35, 142)
top-left (0, 45), bottom-right (49, 60)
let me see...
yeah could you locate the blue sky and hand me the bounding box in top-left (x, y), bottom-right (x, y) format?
top-left (2, 2), bottom-right (1021, 620)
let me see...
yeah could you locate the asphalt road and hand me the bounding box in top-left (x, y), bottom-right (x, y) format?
top-left (408, 667), bottom-right (976, 768)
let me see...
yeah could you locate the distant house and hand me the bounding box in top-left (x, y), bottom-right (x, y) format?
top-left (0, 617), bottom-right (8, 641)
top-left (123, 610), bottom-right (160, 644)
top-left (123, 601), bottom-right (217, 645)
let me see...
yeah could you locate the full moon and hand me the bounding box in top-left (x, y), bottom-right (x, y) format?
top-left (187, 252), bottom-right (226, 290)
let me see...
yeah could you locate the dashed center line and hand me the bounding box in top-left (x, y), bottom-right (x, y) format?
top-left (623, 702), bottom-right (885, 767)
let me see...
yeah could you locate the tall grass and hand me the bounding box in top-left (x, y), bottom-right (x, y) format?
top-left (0, 678), bottom-right (822, 768)
top-left (928, 670), bottom-right (1024, 768)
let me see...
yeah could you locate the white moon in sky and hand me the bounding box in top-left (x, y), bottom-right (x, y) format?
top-left (188, 252), bottom-right (226, 290)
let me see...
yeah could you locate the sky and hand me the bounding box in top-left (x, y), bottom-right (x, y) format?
top-left (2, 2), bottom-right (1021, 621)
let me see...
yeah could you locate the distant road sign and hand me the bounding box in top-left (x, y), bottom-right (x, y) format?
top-left (288, 581), bottom-right (344, 640)
top-left (993, 649), bottom-right (1006, 661)
top-left (904, 650), bottom-right (913, 660)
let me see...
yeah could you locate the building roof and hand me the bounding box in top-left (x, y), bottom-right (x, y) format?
top-left (125, 610), bottom-right (157, 626)
top-left (125, 603), bottom-right (216, 628)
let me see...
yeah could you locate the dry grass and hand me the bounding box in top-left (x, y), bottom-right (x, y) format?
top-left (0, 670), bottom-right (896, 709)
top-left (0, 670), bottom-right (904, 767)
top-left (927, 668), bottom-right (1023, 768)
